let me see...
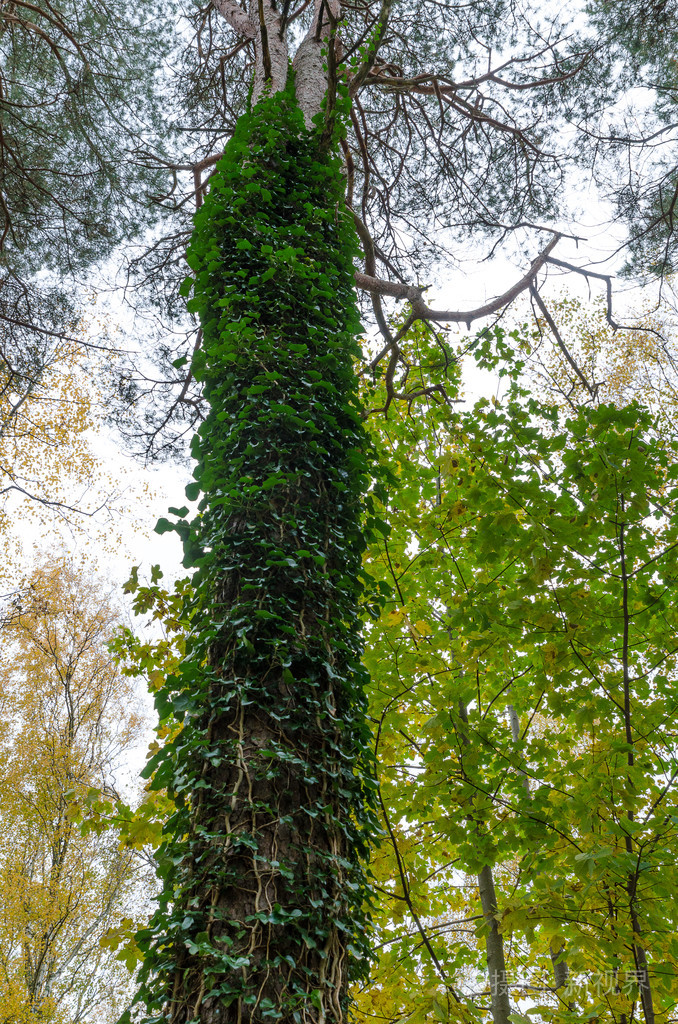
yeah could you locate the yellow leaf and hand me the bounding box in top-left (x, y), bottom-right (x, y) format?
top-left (414, 619), bottom-right (432, 636)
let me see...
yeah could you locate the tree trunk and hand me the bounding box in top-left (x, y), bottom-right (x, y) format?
top-left (131, 68), bottom-right (376, 1024)
top-left (457, 700), bottom-right (511, 1024)
top-left (477, 864), bottom-right (512, 1024)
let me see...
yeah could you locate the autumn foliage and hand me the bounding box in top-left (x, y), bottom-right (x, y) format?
top-left (0, 558), bottom-right (145, 1024)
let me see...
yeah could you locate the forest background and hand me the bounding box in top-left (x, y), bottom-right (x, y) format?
top-left (3, 1), bottom-right (678, 1023)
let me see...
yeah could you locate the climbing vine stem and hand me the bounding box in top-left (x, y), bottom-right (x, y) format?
top-left (128, 81), bottom-right (382, 1024)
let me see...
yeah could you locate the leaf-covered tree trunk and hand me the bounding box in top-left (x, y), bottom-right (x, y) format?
top-left (132, 69), bottom-right (378, 1023)
top-left (129, 0), bottom-right (610, 1017)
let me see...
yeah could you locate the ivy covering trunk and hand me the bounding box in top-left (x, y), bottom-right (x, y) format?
top-left (130, 84), bottom-right (378, 1024)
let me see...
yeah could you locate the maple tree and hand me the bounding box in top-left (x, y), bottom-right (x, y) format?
top-left (358, 318), bottom-right (678, 1024)
top-left (0, 557), bottom-right (147, 1024)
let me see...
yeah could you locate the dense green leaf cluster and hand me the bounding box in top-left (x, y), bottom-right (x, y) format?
top-left (359, 323), bottom-right (678, 1022)
top-left (130, 83), bottom-right (379, 1023)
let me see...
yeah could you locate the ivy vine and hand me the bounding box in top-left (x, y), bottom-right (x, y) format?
top-left (128, 81), bottom-right (381, 1024)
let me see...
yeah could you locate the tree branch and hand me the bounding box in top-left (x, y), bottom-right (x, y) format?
top-left (529, 284), bottom-right (597, 397)
top-left (355, 234), bottom-right (560, 326)
top-left (347, 0), bottom-right (393, 96)
top-left (364, 51), bottom-right (594, 97)
top-left (544, 255), bottom-right (670, 349)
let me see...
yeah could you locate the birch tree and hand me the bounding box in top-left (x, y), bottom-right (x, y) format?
top-left (0, 557), bottom-right (146, 1024)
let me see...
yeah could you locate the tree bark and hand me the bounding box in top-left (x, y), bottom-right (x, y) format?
top-left (132, 71), bottom-right (374, 1024)
top-left (458, 700), bottom-right (511, 1024)
top-left (477, 864), bottom-right (512, 1024)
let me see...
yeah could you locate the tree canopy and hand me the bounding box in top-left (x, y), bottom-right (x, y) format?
top-left (0, 0), bottom-right (173, 445)
top-left (6, 1), bottom-right (678, 1023)
top-left (0, 557), bottom-right (147, 1024)
top-left (113, 0), bottom-right (656, 457)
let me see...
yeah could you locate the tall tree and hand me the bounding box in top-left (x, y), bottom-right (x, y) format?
top-left (358, 317), bottom-right (678, 1024)
top-left (133, 85), bottom-right (379, 1024)
top-left (117, 0), bottom-right (673, 1021)
top-left (0, 557), bottom-right (146, 1024)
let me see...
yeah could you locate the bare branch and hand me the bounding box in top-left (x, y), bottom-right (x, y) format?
top-left (544, 255), bottom-right (673, 353)
top-left (529, 284), bottom-right (597, 397)
top-left (363, 50), bottom-right (594, 97)
top-left (352, 208), bottom-right (396, 345)
top-left (355, 234), bottom-right (560, 326)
